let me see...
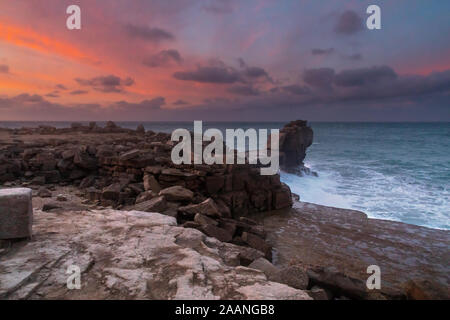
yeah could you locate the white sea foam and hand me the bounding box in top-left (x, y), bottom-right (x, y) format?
top-left (281, 163), bottom-right (450, 230)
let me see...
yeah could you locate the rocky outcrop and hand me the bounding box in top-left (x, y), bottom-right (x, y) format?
top-left (0, 209), bottom-right (312, 300)
top-left (277, 120), bottom-right (313, 172)
top-left (0, 122), bottom-right (295, 260)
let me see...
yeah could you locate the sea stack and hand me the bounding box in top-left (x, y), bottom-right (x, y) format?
top-left (278, 120), bottom-right (314, 172)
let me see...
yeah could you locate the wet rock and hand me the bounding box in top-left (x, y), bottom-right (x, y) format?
top-left (0, 188), bottom-right (33, 240)
top-left (403, 279), bottom-right (449, 300)
top-left (306, 266), bottom-right (367, 299)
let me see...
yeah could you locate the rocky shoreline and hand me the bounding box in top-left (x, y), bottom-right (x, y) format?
top-left (0, 121), bottom-right (448, 300)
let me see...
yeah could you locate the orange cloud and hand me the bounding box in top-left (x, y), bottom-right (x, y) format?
top-left (0, 21), bottom-right (97, 64)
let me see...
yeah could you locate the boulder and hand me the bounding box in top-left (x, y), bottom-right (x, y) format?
top-left (133, 196), bottom-right (167, 213)
top-left (201, 224), bottom-right (233, 243)
top-left (37, 187), bottom-right (52, 198)
top-left (143, 174), bottom-right (161, 193)
top-left (0, 188), bottom-right (33, 239)
top-left (135, 191), bottom-right (157, 204)
top-left (159, 186), bottom-right (194, 202)
top-left (272, 184), bottom-right (292, 209)
top-left (120, 149), bottom-right (140, 161)
top-left (242, 232), bottom-right (272, 261)
top-left (178, 198), bottom-right (221, 218)
top-left (102, 183), bottom-right (122, 201)
top-left (280, 265), bottom-right (309, 290)
top-left (248, 258), bottom-right (281, 282)
top-left (74, 151), bottom-right (97, 170)
top-left (194, 213), bottom-right (218, 227)
top-left (308, 286), bottom-right (331, 300)
top-left (206, 176), bottom-right (224, 194)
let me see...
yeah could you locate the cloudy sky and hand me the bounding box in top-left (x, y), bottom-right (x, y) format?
top-left (0, 0), bottom-right (449, 121)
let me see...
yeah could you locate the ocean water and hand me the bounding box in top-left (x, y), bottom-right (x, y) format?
top-left (1, 121), bottom-right (449, 230)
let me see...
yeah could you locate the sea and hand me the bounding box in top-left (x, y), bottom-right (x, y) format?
top-left (1, 121), bottom-right (449, 230)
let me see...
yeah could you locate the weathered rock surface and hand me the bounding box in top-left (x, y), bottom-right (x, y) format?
top-left (0, 188), bottom-right (33, 239)
top-left (263, 202), bottom-right (450, 299)
top-left (0, 209), bottom-right (312, 300)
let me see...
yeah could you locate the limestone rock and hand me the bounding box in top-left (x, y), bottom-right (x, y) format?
top-left (0, 209), bottom-right (312, 300)
top-left (0, 188), bottom-right (33, 239)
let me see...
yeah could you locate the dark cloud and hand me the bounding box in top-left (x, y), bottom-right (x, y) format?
top-left (203, 0), bottom-right (235, 14)
top-left (173, 65), bottom-right (241, 84)
top-left (335, 10), bottom-right (363, 35)
top-left (244, 66), bottom-right (273, 83)
top-left (2, 68), bottom-right (449, 121)
top-left (173, 99), bottom-right (189, 105)
top-left (173, 60), bottom-right (272, 85)
top-left (228, 85), bottom-right (260, 96)
top-left (45, 91), bottom-right (60, 98)
top-left (112, 97), bottom-right (165, 111)
top-left (311, 48), bottom-right (335, 56)
top-left (75, 75), bottom-right (135, 93)
top-left (334, 66), bottom-right (397, 87)
top-left (346, 53), bottom-right (363, 61)
top-left (279, 85), bottom-right (310, 95)
top-left (0, 64), bottom-right (10, 74)
top-left (143, 49), bottom-right (182, 68)
top-left (70, 90), bottom-right (89, 95)
top-left (124, 24), bottom-right (174, 43)
top-left (0, 93), bottom-right (165, 120)
top-left (55, 84), bottom-right (68, 90)
top-left (303, 68), bottom-right (335, 89)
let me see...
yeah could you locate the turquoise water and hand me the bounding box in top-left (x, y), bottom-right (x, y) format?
top-left (282, 123), bottom-right (450, 230)
top-left (1, 121), bottom-right (449, 229)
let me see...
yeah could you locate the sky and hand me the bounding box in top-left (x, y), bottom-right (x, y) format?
top-left (0, 0), bottom-right (449, 121)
